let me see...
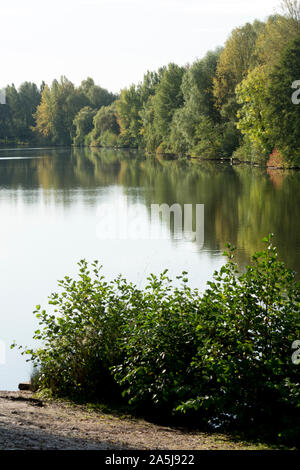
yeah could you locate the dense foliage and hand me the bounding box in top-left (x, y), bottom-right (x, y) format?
top-left (15, 235), bottom-right (300, 446)
top-left (1, 1), bottom-right (300, 166)
top-left (0, 82), bottom-right (41, 144)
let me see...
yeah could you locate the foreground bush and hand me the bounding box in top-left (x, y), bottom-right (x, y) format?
top-left (15, 235), bottom-right (300, 445)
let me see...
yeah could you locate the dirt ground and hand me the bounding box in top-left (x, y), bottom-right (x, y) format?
top-left (0, 391), bottom-right (272, 450)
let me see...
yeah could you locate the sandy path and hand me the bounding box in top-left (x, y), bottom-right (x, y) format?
top-left (0, 391), bottom-right (269, 450)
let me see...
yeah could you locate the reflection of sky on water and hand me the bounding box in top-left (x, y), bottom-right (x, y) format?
top-left (0, 178), bottom-right (223, 390)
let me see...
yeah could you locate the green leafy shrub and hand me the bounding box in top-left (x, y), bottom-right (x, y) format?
top-left (14, 235), bottom-right (300, 445)
top-left (177, 238), bottom-right (300, 441)
top-left (232, 135), bottom-right (269, 164)
top-left (113, 270), bottom-right (202, 413)
top-left (17, 260), bottom-right (129, 401)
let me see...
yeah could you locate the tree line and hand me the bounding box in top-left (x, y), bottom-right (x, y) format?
top-left (1, 1), bottom-right (300, 167)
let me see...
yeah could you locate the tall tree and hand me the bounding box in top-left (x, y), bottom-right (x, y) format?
top-left (117, 85), bottom-right (143, 147)
top-left (169, 50), bottom-right (221, 155)
top-left (152, 63), bottom-right (185, 146)
top-left (34, 77), bottom-right (88, 144)
top-left (236, 37), bottom-right (300, 166)
top-left (236, 66), bottom-right (271, 162)
top-left (213, 21), bottom-right (265, 113)
top-left (265, 36), bottom-right (300, 165)
top-left (89, 103), bottom-right (120, 146)
top-left (18, 82), bottom-right (41, 139)
top-left (73, 106), bottom-right (97, 146)
top-left (255, 2), bottom-right (300, 67)
top-left (79, 78), bottom-right (117, 108)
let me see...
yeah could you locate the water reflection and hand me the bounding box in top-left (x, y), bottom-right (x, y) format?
top-left (0, 147), bottom-right (299, 390)
top-left (0, 146), bottom-right (299, 272)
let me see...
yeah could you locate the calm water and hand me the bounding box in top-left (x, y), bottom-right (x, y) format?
top-left (0, 147), bottom-right (300, 390)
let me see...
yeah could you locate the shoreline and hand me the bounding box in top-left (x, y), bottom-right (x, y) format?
top-left (1, 145), bottom-right (299, 170)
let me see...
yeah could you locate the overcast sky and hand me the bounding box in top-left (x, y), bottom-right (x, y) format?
top-left (1, 0), bottom-right (281, 93)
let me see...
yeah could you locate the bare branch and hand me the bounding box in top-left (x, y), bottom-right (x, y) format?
top-left (280, 0), bottom-right (300, 23)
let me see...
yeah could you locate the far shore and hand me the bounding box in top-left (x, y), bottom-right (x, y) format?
top-left (1, 145), bottom-right (299, 170)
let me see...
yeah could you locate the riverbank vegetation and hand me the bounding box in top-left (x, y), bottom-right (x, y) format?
top-left (14, 235), bottom-right (300, 447)
top-left (1, 1), bottom-right (300, 167)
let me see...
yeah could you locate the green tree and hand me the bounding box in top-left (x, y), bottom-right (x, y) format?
top-left (236, 37), bottom-right (300, 166)
top-left (213, 21), bottom-right (265, 113)
top-left (33, 84), bottom-right (53, 141)
top-left (34, 77), bottom-right (88, 144)
top-left (18, 82), bottom-right (41, 138)
top-left (1, 82), bottom-right (41, 142)
top-left (4, 85), bottom-right (23, 140)
top-left (265, 36), bottom-right (300, 165)
top-left (0, 102), bottom-right (12, 141)
top-left (255, 1), bottom-right (300, 68)
top-left (117, 85), bottom-right (143, 147)
top-left (138, 69), bottom-right (165, 151)
top-left (169, 50), bottom-right (223, 156)
top-left (255, 14), bottom-right (299, 67)
top-left (89, 103), bottom-right (120, 146)
top-left (73, 106), bottom-right (97, 146)
top-left (236, 66), bottom-right (272, 163)
top-left (79, 77), bottom-right (117, 108)
top-left (152, 63), bottom-right (185, 150)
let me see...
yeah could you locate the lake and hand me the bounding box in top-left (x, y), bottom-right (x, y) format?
top-left (0, 146), bottom-right (300, 390)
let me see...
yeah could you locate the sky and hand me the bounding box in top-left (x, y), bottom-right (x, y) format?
top-left (1, 0), bottom-right (281, 93)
